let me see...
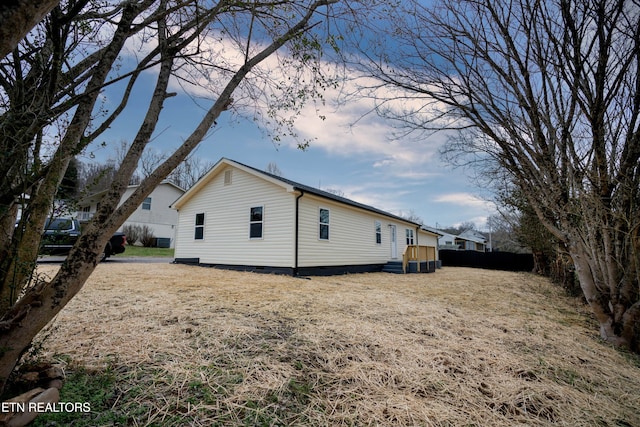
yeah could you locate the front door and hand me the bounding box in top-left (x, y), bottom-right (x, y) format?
top-left (390, 225), bottom-right (397, 259)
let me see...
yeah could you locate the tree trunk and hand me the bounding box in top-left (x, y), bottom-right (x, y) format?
top-left (569, 241), bottom-right (639, 351)
top-left (0, 0), bottom-right (344, 395)
top-left (0, 229), bottom-right (108, 392)
top-left (0, 157), bottom-right (72, 314)
top-left (0, 0), bottom-right (60, 59)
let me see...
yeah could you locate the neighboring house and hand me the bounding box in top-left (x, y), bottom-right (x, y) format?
top-left (171, 158), bottom-right (440, 276)
top-left (17, 198), bottom-right (73, 222)
top-left (437, 231), bottom-right (460, 250)
top-left (457, 229), bottom-right (488, 252)
top-left (77, 181), bottom-right (185, 248)
top-left (438, 229), bottom-right (488, 252)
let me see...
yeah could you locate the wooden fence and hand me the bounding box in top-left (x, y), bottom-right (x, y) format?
top-left (439, 249), bottom-right (534, 272)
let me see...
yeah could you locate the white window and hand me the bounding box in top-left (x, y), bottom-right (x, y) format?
top-left (224, 169), bottom-right (232, 185)
top-left (80, 206), bottom-right (92, 221)
top-left (194, 213), bottom-right (205, 240)
top-left (406, 229), bottom-right (414, 245)
top-left (375, 220), bottom-right (382, 244)
top-left (319, 208), bottom-right (330, 240)
top-left (142, 197), bottom-right (152, 210)
top-left (249, 206), bottom-right (263, 239)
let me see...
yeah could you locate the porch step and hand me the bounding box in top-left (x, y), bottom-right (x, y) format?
top-left (382, 261), bottom-right (404, 274)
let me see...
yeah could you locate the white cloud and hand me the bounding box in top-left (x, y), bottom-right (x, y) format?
top-left (288, 79), bottom-right (449, 172)
top-left (158, 29), bottom-right (451, 179)
top-left (434, 193), bottom-right (495, 210)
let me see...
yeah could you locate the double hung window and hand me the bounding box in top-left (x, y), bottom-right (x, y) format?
top-left (194, 213), bottom-right (205, 240)
top-left (406, 229), bottom-right (415, 245)
top-left (142, 197), bottom-right (152, 210)
top-left (319, 208), bottom-right (330, 240)
top-left (250, 206), bottom-right (263, 239)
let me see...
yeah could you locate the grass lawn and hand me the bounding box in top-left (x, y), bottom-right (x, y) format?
top-left (21, 264), bottom-right (640, 426)
top-left (121, 245), bottom-right (174, 257)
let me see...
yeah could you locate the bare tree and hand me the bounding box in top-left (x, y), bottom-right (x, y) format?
top-left (78, 161), bottom-right (118, 193)
top-left (322, 187), bottom-right (346, 197)
top-left (398, 209), bottom-right (423, 225)
top-left (136, 147), bottom-right (215, 189)
top-left (355, 0), bottom-right (640, 351)
top-left (440, 222), bottom-right (477, 236)
top-left (167, 155), bottom-right (215, 189)
top-left (265, 161), bottom-right (283, 177)
top-left (0, 0), bottom-right (363, 393)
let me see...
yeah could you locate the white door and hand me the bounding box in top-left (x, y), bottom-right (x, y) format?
top-left (390, 225), bottom-right (397, 259)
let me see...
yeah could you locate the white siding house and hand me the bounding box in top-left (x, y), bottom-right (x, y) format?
top-left (171, 158), bottom-right (439, 275)
top-left (437, 230), bottom-right (487, 252)
top-left (438, 231), bottom-right (459, 250)
top-left (78, 181), bottom-right (185, 248)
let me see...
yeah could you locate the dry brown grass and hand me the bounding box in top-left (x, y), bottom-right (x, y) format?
top-left (28, 264), bottom-right (640, 426)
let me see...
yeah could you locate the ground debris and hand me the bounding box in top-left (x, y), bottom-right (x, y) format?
top-left (21, 264), bottom-right (640, 426)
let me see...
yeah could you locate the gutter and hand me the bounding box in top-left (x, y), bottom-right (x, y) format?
top-left (416, 225), bottom-right (420, 272)
top-left (294, 189), bottom-right (304, 276)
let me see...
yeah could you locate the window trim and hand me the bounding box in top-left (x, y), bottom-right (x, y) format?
top-left (319, 207), bottom-right (330, 240)
top-left (249, 205), bottom-right (264, 239)
top-left (194, 213), bottom-right (205, 240)
top-left (375, 220), bottom-right (382, 244)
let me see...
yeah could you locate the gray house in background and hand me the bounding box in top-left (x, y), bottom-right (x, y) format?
top-left (438, 229), bottom-right (488, 252)
top-left (77, 181), bottom-right (185, 248)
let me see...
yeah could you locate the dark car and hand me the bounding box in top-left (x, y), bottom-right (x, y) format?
top-left (40, 217), bottom-right (126, 260)
top-left (41, 218), bottom-right (81, 255)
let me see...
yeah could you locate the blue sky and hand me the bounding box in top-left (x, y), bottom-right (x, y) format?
top-left (83, 23), bottom-right (497, 232)
top-left (89, 86), bottom-right (495, 231)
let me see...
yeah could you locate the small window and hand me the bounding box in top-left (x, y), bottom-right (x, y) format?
top-left (406, 229), bottom-right (414, 245)
top-left (375, 220), bottom-right (382, 244)
top-left (224, 170), bottom-right (232, 185)
top-left (142, 197), bottom-right (152, 210)
top-left (194, 213), bottom-right (205, 240)
top-left (319, 208), bottom-right (330, 240)
top-left (249, 206), bottom-right (263, 239)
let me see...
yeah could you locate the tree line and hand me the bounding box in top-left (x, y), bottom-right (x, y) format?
top-left (58, 151), bottom-right (215, 201)
top-left (350, 0), bottom-right (639, 351)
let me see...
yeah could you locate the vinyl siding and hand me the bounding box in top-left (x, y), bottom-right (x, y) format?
top-left (119, 183), bottom-right (184, 247)
top-left (417, 229), bottom-right (439, 259)
top-left (297, 194), bottom-right (419, 267)
top-left (174, 166), bottom-right (295, 266)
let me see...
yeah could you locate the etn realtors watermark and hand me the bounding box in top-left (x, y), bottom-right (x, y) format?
top-left (1, 401), bottom-right (91, 413)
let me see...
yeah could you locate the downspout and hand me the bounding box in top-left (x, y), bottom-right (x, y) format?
top-left (294, 189), bottom-right (304, 276)
top-left (416, 226), bottom-right (420, 273)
